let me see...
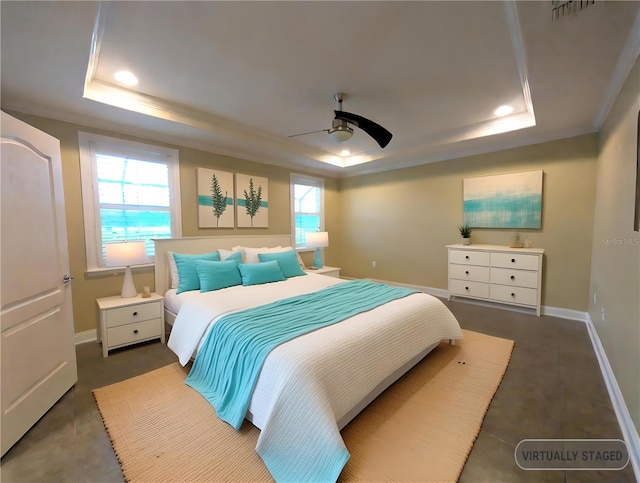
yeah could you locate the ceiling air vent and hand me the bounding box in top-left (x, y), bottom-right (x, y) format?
top-left (552, 0), bottom-right (596, 21)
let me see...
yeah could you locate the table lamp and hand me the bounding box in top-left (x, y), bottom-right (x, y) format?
top-left (305, 231), bottom-right (329, 269)
top-left (105, 241), bottom-right (148, 298)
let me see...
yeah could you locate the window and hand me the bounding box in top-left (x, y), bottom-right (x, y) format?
top-left (291, 173), bottom-right (324, 249)
top-left (79, 132), bottom-right (182, 271)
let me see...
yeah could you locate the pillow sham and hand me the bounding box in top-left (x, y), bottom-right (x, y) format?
top-left (258, 250), bottom-right (306, 278)
top-left (174, 251), bottom-right (221, 294)
top-left (167, 251), bottom-right (179, 289)
top-left (238, 260), bottom-right (285, 286)
top-left (195, 259), bottom-right (242, 292)
top-left (240, 246), bottom-right (275, 264)
top-left (218, 249), bottom-right (242, 262)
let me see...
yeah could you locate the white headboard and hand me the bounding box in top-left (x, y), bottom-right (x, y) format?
top-left (153, 234), bottom-right (294, 295)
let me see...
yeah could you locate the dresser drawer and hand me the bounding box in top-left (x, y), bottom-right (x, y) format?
top-left (107, 318), bottom-right (162, 347)
top-left (491, 252), bottom-right (539, 271)
top-left (449, 264), bottom-right (490, 283)
top-left (449, 250), bottom-right (490, 267)
top-left (490, 267), bottom-right (538, 288)
top-left (449, 279), bottom-right (490, 299)
top-left (490, 284), bottom-right (537, 307)
top-left (104, 301), bottom-right (162, 328)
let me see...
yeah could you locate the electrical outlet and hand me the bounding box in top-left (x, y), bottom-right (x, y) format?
top-left (372, 261), bottom-right (377, 268)
top-left (601, 306), bottom-right (606, 322)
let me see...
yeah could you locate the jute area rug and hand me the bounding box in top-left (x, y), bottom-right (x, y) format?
top-left (93, 329), bottom-right (513, 482)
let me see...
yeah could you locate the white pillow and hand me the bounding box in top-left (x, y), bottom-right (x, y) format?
top-left (239, 246), bottom-right (305, 268)
top-left (241, 246), bottom-right (278, 264)
top-left (167, 251), bottom-right (179, 289)
top-left (218, 248), bottom-right (235, 261)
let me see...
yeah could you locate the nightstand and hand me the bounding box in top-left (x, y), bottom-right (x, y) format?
top-left (96, 293), bottom-right (165, 357)
top-left (305, 266), bottom-right (341, 278)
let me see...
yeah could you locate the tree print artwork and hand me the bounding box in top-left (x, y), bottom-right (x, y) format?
top-left (197, 168), bottom-right (234, 228)
top-left (210, 173), bottom-right (228, 227)
top-left (236, 173), bottom-right (268, 228)
top-left (243, 178), bottom-right (263, 227)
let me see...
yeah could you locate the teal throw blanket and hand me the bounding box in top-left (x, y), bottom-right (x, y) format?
top-left (185, 280), bottom-right (416, 430)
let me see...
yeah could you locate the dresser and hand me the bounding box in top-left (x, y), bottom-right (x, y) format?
top-left (446, 244), bottom-right (544, 316)
top-left (96, 293), bottom-right (165, 357)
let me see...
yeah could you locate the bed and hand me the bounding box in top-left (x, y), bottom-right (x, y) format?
top-left (154, 235), bottom-right (463, 482)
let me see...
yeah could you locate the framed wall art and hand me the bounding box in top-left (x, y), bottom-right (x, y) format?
top-left (236, 173), bottom-right (268, 228)
top-left (463, 170), bottom-right (543, 229)
top-left (197, 168), bottom-right (234, 228)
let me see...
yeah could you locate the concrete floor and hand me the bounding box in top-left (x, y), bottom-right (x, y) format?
top-left (1, 298), bottom-right (636, 482)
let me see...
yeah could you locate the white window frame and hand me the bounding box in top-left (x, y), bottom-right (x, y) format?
top-left (290, 173), bottom-right (325, 250)
top-left (79, 132), bottom-right (182, 273)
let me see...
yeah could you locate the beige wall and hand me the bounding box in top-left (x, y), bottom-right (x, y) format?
top-left (589, 57), bottom-right (640, 432)
top-left (6, 112), bottom-right (601, 325)
top-left (6, 111), bottom-right (340, 335)
top-left (338, 134), bottom-right (598, 311)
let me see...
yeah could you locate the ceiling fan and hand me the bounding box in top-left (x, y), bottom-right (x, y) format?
top-left (289, 93), bottom-right (393, 148)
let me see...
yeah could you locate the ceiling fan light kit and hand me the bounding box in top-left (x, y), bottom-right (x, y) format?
top-left (328, 119), bottom-right (354, 143)
top-left (289, 93), bottom-right (392, 149)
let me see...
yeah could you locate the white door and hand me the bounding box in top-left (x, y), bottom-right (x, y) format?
top-left (1, 111), bottom-right (78, 456)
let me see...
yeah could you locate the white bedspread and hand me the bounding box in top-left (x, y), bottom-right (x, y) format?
top-left (167, 275), bottom-right (463, 481)
top-left (168, 273), bottom-right (345, 365)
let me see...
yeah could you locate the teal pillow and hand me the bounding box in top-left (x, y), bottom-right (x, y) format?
top-left (196, 259), bottom-right (242, 292)
top-left (174, 251), bottom-right (221, 294)
top-left (238, 260), bottom-right (285, 286)
top-left (258, 250), bottom-right (306, 278)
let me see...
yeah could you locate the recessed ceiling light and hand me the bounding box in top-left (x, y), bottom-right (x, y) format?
top-left (114, 70), bottom-right (138, 87)
top-left (494, 105), bottom-right (514, 117)
top-left (340, 149), bottom-right (350, 157)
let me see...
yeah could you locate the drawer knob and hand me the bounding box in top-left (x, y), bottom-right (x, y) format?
top-left (133, 311), bottom-right (138, 316)
top-left (465, 286), bottom-right (469, 290)
top-left (511, 258), bottom-right (516, 263)
top-left (465, 255), bottom-right (469, 259)
top-left (510, 275), bottom-right (515, 280)
top-left (465, 270), bottom-right (469, 275)
top-left (133, 329), bottom-right (139, 334)
top-left (511, 292), bottom-right (516, 297)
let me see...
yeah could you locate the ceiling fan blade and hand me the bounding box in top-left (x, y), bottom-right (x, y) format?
top-left (334, 110), bottom-right (393, 148)
top-left (288, 128), bottom-right (329, 138)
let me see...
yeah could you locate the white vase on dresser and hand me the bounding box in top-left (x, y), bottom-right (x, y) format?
top-left (446, 244), bottom-right (544, 316)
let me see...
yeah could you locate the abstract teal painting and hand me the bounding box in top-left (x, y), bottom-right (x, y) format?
top-left (464, 170), bottom-right (543, 229)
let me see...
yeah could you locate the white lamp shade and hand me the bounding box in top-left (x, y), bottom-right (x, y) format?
top-left (306, 231), bottom-right (329, 248)
top-left (105, 241), bottom-right (148, 267)
top-left (105, 241), bottom-right (148, 298)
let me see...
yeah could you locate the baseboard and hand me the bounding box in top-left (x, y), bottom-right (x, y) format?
top-left (74, 329), bottom-right (97, 345)
top-left (585, 314), bottom-right (640, 480)
top-left (355, 276), bottom-right (640, 477)
top-left (541, 305), bottom-right (587, 322)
